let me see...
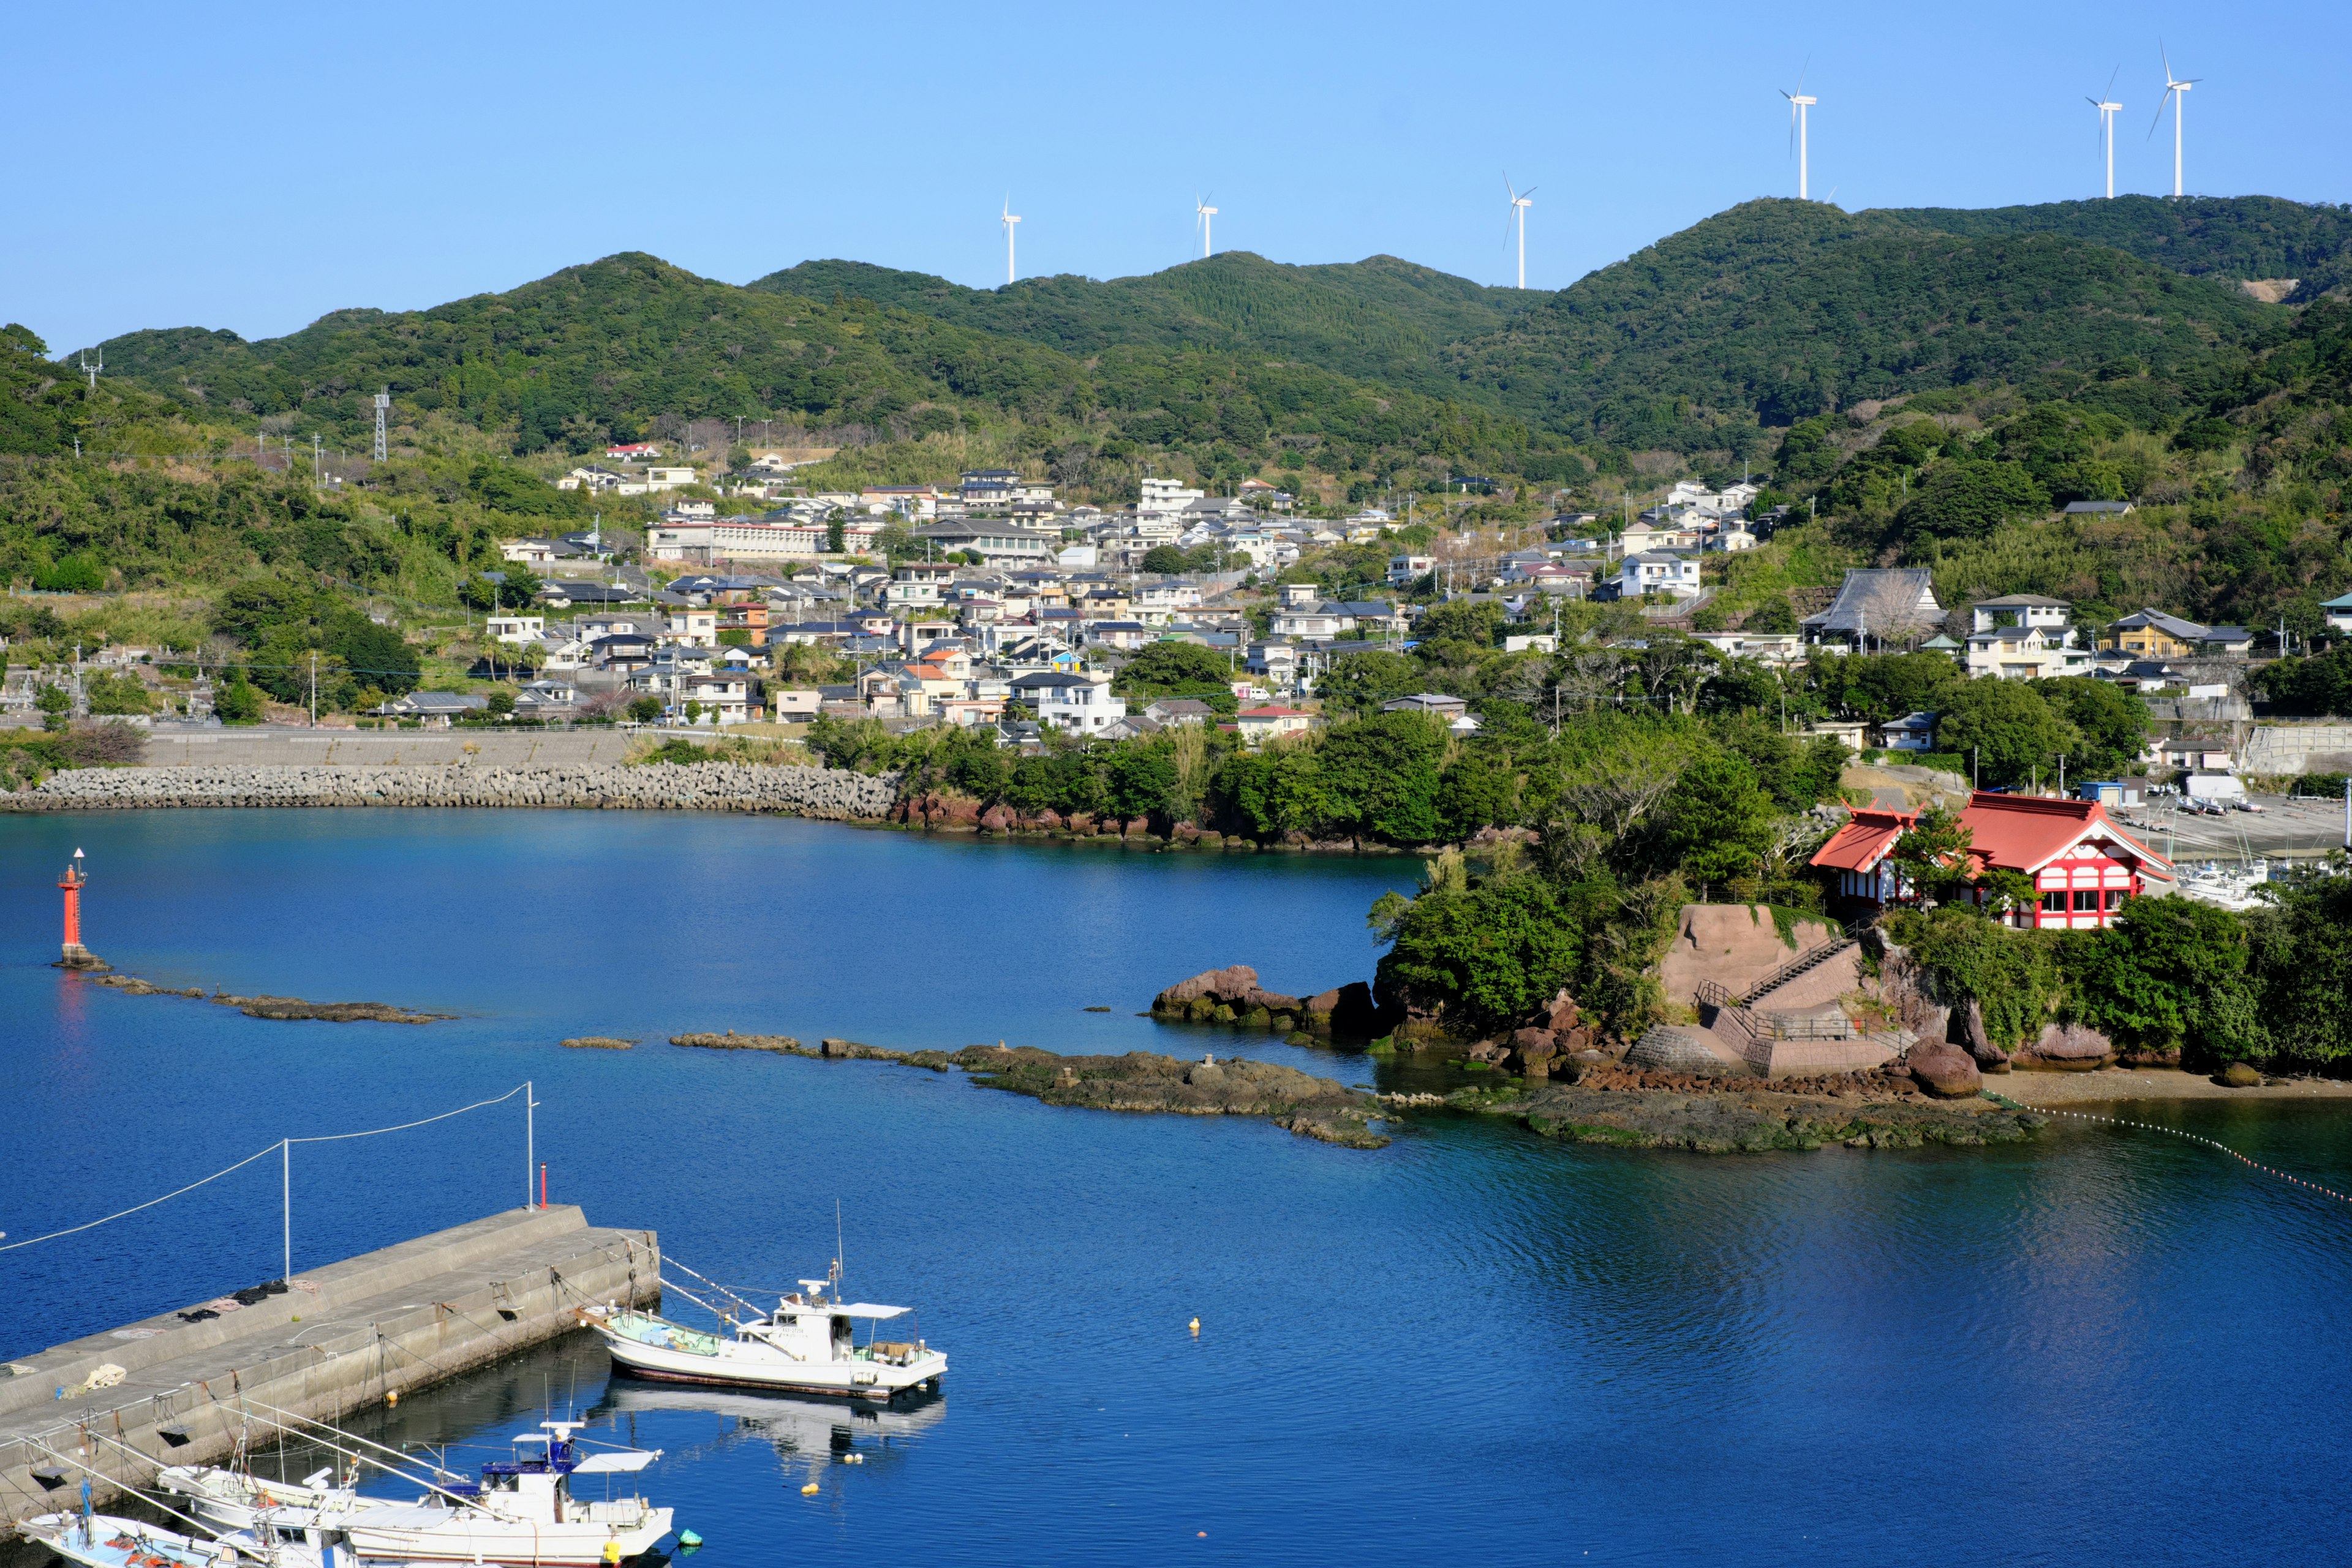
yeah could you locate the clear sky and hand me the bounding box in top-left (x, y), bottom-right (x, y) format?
top-left (13, 0), bottom-right (2348, 355)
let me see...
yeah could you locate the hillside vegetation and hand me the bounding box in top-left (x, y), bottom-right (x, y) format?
top-left (1883, 194), bottom-right (2352, 301)
top-left (752, 252), bottom-right (1540, 402)
top-left (1436, 200), bottom-right (2274, 457)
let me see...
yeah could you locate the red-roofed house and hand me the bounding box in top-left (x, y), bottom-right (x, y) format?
top-left (1812, 806), bottom-right (1920, 910)
top-left (1809, 792), bottom-right (2169, 929)
top-left (1955, 791), bottom-right (2169, 930)
top-left (606, 442), bottom-right (662, 461)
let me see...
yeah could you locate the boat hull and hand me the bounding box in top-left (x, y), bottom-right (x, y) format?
top-left (341, 1507), bottom-right (672, 1567)
top-left (599, 1331), bottom-right (944, 1401)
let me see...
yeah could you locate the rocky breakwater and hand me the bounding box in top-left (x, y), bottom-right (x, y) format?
top-left (3, 763), bottom-right (900, 819)
top-left (91, 973), bottom-right (450, 1023)
top-left (669, 1031), bottom-right (1386, 1146)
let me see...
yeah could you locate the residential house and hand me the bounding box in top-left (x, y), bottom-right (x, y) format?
top-left (1014, 671), bottom-right (1127, 734)
top-left (1088, 620), bottom-right (1153, 652)
top-left (1878, 712), bottom-right (1936, 752)
top-left (1689, 631), bottom-right (1804, 668)
top-left (717, 600), bottom-right (770, 648)
top-left (484, 614), bottom-right (545, 646)
top-left (587, 633), bottom-right (657, 674)
top-left (501, 539), bottom-right (560, 567)
top-left (769, 687), bottom-right (823, 720)
top-left (606, 442), bottom-right (663, 461)
top-left (2324, 591), bottom-right (2352, 635)
top-left (2062, 500), bottom-right (2135, 517)
top-left (2106, 608), bottom-right (2254, 659)
top-left (679, 671), bottom-right (755, 725)
top-left (665, 608), bottom-right (719, 649)
top-left (373, 691), bottom-right (488, 728)
top-left (1387, 555), bottom-right (1436, 587)
top-left (513, 679), bottom-right (581, 722)
top-left (1382, 693), bottom-right (1468, 720)
top-left (1144, 698), bottom-right (1216, 726)
top-left (556, 467), bottom-right (626, 494)
top-left (1616, 552), bottom-right (1702, 600)
top-left (1966, 595), bottom-right (2093, 680)
top-left (538, 581), bottom-right (639, 608)
top-left (1234, 705), bottom-right (1317, 744)
top-left (1802, 568), bottom-right (1947, 651)
top-left (1137, 476), bottom-right (1208, 515)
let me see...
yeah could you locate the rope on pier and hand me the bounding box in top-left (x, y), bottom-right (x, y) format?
top-left (1984, 1091), bottom-right (2352, 1205)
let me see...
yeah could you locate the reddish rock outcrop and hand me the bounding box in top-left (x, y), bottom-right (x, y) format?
top-left (1906, 1043), bottom-right (1983, 1098)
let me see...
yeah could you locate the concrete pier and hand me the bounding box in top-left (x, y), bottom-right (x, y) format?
top-left (0, 1206), bottom-right (656, 1525)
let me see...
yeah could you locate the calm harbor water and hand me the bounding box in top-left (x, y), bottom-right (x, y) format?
top-left (5, 809), bottom-right (2351, 1567)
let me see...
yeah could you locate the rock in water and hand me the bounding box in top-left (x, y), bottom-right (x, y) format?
top-left (1907, 1044), bottom-right (1983, 1098)
top-left (1152, 965), bottom-right (1261, 1012)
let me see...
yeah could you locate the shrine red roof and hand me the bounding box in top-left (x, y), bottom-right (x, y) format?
top-left (1810, 807), bottom-right (1918, 873)
top-left (1954, 791), bottom-right (2170, 875)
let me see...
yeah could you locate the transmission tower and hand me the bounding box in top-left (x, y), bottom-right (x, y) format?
top-left (373, 388), bottom-right (390, 462)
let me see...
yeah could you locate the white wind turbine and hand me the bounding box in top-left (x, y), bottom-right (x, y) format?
top-left (1503, 175), bottom-right (1536, 289)
top-left (1781, 66), bottom-right (1817, 200)
top-left (2149, 46), bottom-right (2199, 198)
top-left (1194, 194), bottom-right (1218, 258)
top-left (2087, 67), bottom-right (2123, 199)
top-left (1001, 197), bottom-right (1021, 285)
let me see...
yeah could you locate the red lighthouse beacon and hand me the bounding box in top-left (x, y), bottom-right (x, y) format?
top-left (55, 848), bottom-right (107, 971)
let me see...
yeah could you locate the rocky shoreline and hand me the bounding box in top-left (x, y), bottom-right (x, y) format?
top-left (1, 762), bottom-right (900, 818)
top-left (91, 973), bottom-right (451, 1023)
top-left (1453, 1073), bottom-right (2047, 1152)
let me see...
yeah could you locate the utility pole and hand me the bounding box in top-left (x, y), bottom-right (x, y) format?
top-left (309, 652), bottom-right (318, 728)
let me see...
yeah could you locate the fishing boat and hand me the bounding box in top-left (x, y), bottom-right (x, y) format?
top-left (156, 1420), bottom-right (672, 1568)
top-left (583, 1272), bottom-right (946, 1401)
top-left (15, 1510), bottom-right (330, 1568)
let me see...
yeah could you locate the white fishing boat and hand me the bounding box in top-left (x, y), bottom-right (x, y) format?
top-left (584, 1274), bottom-right (946, 1401)
top-left (15, 1510), bottom-right (330, 1568)
top-left (158, 1462), bottom-right (390, 1536)
top-left (334, 1422), bottom-right (670, 1568)
top-left (156, 1420), bottom-right (671, 1568)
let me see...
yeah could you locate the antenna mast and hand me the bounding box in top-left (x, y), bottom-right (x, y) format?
top-left (374, 389), bottom-right (391, 462)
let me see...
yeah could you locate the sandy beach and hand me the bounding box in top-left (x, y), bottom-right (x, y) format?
top-left (1989, 1067), bottom-right (2352, 1106)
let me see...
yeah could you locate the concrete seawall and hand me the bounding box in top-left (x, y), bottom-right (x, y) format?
top-left (1, 762), bottom-right (900, 818)
top-left (0, 1207), bottom-right (657, 1525)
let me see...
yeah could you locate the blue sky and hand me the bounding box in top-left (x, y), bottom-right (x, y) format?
top-left (13, 0), bottom-right (2348, 353)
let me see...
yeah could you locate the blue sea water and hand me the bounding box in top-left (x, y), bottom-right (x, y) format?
top-left (4, 809), bottom-right (2351, 1567)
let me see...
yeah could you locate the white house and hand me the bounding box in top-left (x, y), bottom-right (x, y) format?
top-left (484, 614), bottom-right (546, 646)
top-left (665, 608), bottom-right (718, 649)
top-left (1966, 595), bottom-right (2094, 680)
top-left (1016, 672), bottom-right (1128, 734)
top-left (2323, 590), bottom-right (2352, 634)
top-left (680, 671), bottom-right (755, 725)
top-left (1138, 476), bottom-right (1208, 516)
top-left (1618, 552), bottom-right (1702, 600)
top-left (1234, 705), bottom-right (1317, 744)
top-left (1387, 554), bottom-right (1436, 587)
top-left (500, 539), bottom-right (559, 567)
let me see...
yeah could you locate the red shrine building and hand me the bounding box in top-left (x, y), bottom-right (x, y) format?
top-left (1812, 791), bottom-right (2172, 930)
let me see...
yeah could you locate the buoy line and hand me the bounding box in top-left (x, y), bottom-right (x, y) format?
top-left (1983, 1092), bottom-right (2352, 1205)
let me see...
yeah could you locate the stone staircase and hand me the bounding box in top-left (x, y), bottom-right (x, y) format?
top-left (1739, 937), bottom-right (1858, 1006)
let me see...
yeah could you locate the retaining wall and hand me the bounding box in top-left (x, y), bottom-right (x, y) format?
top-left (1, 763), bottom-right (899, 819)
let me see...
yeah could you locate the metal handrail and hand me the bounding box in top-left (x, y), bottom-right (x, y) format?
top-left (1740, 937), bottom-right (1855, 1005)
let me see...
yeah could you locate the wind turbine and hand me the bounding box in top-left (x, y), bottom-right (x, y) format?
top-left (2087, 67), bottom-right (2122, 199)
top-left (1781, 66), bottom-right (1817, 200)
top-left (2149, 46), bottom-right (2199, 198)
top-left (1194, 195), bottom-right (1218, 258)
top-left (1001, 197), bottom-right (1021, 286)
top-left (1503, 175), bottom-right (1536, 290)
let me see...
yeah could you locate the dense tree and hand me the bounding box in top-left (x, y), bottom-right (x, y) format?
top-left (1894, 460), bottom-right (2051, 541)
top-left (1657, 753), bottom-right (1776, 895)
top-left (1317, 650), bottom-right (1422, 717)
top-left (1934, 678), bottom-right (2077, 787)
top-left (1108, 640), bottom-right (1238, 712)
top-left (2065, 897), bottom-right (2259, 1058)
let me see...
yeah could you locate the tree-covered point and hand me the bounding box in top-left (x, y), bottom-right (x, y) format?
top-left (1880, 195), bottom-right (2352, 302)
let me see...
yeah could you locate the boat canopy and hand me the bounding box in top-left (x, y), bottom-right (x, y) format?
top-left (573, 1450), bottom-right (662, 1474)
top-left (828, 1303), bottom-right (910, 1319)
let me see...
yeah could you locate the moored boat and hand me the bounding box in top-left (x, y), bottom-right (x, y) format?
top-left (584, 1273), bottom-right (946, 1401)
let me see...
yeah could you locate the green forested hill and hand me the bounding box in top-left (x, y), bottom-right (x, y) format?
top-left (1882, 195), bottom-right (2352, 300)
top-left (1434, 198), bottom-right (2275, 456)
top-left (89, 253), bottom-right (1548, 483)
top-left (750, 252), bottom-right (1540, 398)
